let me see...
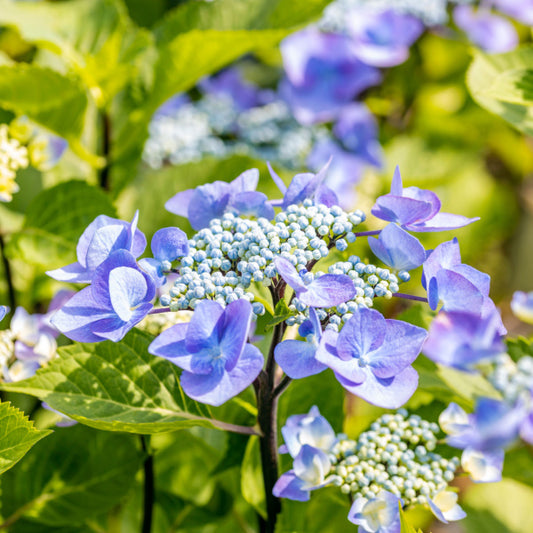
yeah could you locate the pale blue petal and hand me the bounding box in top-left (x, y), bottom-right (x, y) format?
top-left (185, 300), bottom-right (224, 353)
top-left (275, 340), bottom-right (326, 379)
top-left (300, 274), bottom-right (355, 308)
top-left (108, 267), bottom-right (150, 322)
top-left (46, 262), bottom-right (91, 283)
top-left (272, 470), bottom-right (309, 502)
top-left (151, 227), bottom-right (188, 262)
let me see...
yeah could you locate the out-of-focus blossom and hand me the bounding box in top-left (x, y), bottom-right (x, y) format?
top-left (280, 28), bottom-right (381, 124)
top-left (461, 447), bottom-right (504, 483)
top-left (423, 310), bottom-right (505, 370)
top-left (28, 133), bottom-right (68, 171)
top-left (454, 6), bottom-right (518, 53)
top-left (347, 9), bottom-right (424, 67)
top-left (0, 124), bottom-right (29, 202)
top-left (511, 291), bottom-right (533, 325)
top-left (491, 0), bottom-right (533, 25)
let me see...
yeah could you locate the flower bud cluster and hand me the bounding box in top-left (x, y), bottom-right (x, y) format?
top-left (327, 409), bottom-right (460, 505)
top-left (138, 310), bottom-right (193, 337)
top-left (163, 200), bottom-right (400, 321)
top-left (0, 124), bottom-right (29, 203)
top-left (143, 94), bottom-right (327, 171)
top-left (487, 353), bottom-right (533, 404)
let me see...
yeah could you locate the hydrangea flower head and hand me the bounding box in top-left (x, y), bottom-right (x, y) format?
top-left (316, 307), bottom-right (426, 408)
top-left (148, 299), bottom-right (263, 406)
top-left (280, 28), bottom-right (381, 124)
top-left (347, 9), bottom-right (424, 67)
top-left (492, 0), bottom-right (533, 25)
top-left (372, 167), bottom-right (479, 232)
top-left (47, 212), bottom-right (146, 283)
top-left (454, 6), bottom-right (518, 53)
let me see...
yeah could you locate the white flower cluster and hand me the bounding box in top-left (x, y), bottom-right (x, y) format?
top-left (488, 353), bottom-right (533, 403)
top-left (327, 410), bottom-right (460, 505)
top-left (0, 124), bottom-right (29, 202)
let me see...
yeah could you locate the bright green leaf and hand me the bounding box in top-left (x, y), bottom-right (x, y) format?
top-left (0, 401), bottom-right (51, 476)
top-left (0, 329), bottom-right (228, 435)
top-left (467, 46), bottom-right (533, 136)
top-left (241, 435), bottom-right (266, 519)
top-left (265, 299), bottom-right (293, 332)
top-left (506, 336), bottom-right (533, 362)
top-left (0, 425), bottom-right (142, 527)
top-left (400, 506), bottom-right (424, 533)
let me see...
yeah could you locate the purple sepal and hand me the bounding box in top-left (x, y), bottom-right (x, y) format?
top-left (272, 471), bottom-right (310, 502)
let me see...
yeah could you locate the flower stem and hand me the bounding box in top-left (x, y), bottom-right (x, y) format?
top-left (148, 307), bottom-right (171, 315)
top-left (0, 232), bottom-right (16, 311)
top-left (392, 292), bottom-right (428, 303)
top-left (354, 230), bottom-right (381, 237)
top-left (140, 435), bottom-right (154, 533)
top-left (99, 111), bottom-right (111, 192)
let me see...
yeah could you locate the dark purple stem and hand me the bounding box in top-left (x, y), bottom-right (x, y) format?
top-left (148, 307), bottom-right (171, 315)
top-left (354, 230), bottom-right (381, 237)
top-left (392, 293), bottom-right (428, 303)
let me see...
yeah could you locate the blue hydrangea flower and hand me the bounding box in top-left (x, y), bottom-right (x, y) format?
top-left (279, 405), bottom-right (337, 457)
top-left (280, 28), bottom-right (381, 125)
top-left (274, 256), bottom-right (356, 308)
top-left (315, 307), bottom-right (426, 408)
top-left (347, 9), bottom-right (424, 67)
top-left (348, 491), bottom-right (401, 533)
top-left (511, 291), bottom-right (533, 324)
top-left (275, 308), bottom-right (327, 379)
top-left (454, 6), bottom-right (518, 53)
top-left (445, 398), bottom-right (526, 452)
top-left (269, 160), bottom-right (339, 209)
top-left (47, 212), bottom-right (146, 283)
top-left (492, 0), bottom-right (533, 25)
top-left (138, 227), bottom-right (189, 287)
top-left (148, 299), bottom-right (263, 406)
top-left (0, 305), bottom-right (8, 321)
top-left (427, 491), bottom-right (466, 523)
top-left (423, 310), bottom-right (505, 370)
top-left (165, 169), bottom-right (274, 230)
top-left (273, 444), bottom-right (332, 502)
top-left (422, 238), bottom-right (491, 313)
top-left (51, 250), bottom-right (155, 342)
top-left (461, 447), bottom-right (504, 483)
top-left (439, 402), bottom-right (470, 435)
top-left (368, 223), bottom-right (426, 271)
top-left (372, 167), bottom-right (479, 232)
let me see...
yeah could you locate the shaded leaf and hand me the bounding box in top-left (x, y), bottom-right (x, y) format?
top-left (0, 425), bottom-right (142, 527)
top-left (241, 435), bottom-right (266, 519)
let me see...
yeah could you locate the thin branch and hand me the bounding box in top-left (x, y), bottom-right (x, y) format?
top-left (0, 233), bottom-right (15, 310)
top-left (99, 112), bottom-right (111, 192)
top-left (140, 435), bottom-right (154, 533)
top-left (210, 419), bottom-right (262, 436)
top-left (148, 307), bottom-right (172, 315)
top-left (273, 375), bottom-right (291, 399)
top-left (354, 230), bottom-right (381, 237)
top-left (392, 292), bottom-right (428, 303)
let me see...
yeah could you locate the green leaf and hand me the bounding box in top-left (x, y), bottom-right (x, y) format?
top-left (506, 336), bottom-right (533, 362)
top-left (240, 435), bottom-right (266, 519)
top-left (0, 401), bottom-right (51, 476)
top-left (0, 65), bottom-right (87, 141)
top-left (462, 478), bottom-right (533, 533)
top-left (154, 0), bottom-right (332, 41)
top-left (0, 329), bottom-right (229, 435)
top-left (502, 447), bottom-right (533, 487)
top-left (265, 299), bottom-right (293, 332)
top-left (5, 180), bottom-right (117, 269)
top-left (399, 506), bottom-right (424, 533)
top-left (467, 46), bottom-right (533, 136)
top-left (0, 425), bottom-right (142, 527)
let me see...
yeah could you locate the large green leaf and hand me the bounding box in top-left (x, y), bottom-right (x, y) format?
top-left (0, 425), bottom-right (142, 527)
top-left (0, 401), bottom-right (51, 476)
top-left (467, 46), bottom-right (533, 135)
top-left (0, 65), bottom-right (87, 142)
top-left (154, 0), bottom-right (332, 41)
top-left (5, 180), bottom-right (116, 269)
top-left (0, 329), bottom-right (229, 434)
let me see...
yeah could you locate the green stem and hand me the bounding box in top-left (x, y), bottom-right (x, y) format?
top-left (140, 435), bottom-right (154, 533)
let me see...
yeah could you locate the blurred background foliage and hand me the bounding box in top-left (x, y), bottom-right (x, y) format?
top-left (0, 0), bottom-right (533, 532)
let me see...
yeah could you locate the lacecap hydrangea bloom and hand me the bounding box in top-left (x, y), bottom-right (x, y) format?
top-left (45, 163), bottom-right (496, 528)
